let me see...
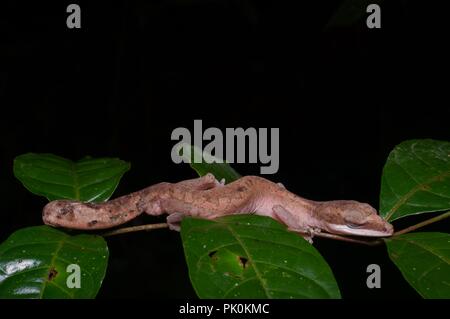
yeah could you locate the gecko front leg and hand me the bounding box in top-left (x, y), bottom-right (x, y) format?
top-left (161, 197), bottom-right (215, 229)
top-left (272, 205), bottom-right (320, 243)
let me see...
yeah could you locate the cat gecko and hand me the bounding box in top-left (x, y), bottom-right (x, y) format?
top-left (42, 174), bottom-right (394, 242)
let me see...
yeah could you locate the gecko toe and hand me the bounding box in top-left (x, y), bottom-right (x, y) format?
top-left (214, 178), bottom-right (226, 187)
top-left (168, 223), bottom-right (181, 231)
top-left (166, 213), bottom-right (185, 232)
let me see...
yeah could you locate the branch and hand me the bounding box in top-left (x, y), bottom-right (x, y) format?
top-left (103, 223), bottom-right (169, 237)
top-left (393, 210), bottom-right (450, 236)
top-left (297, 231), bottom-right (383, 246)
top-left (100, 211), bottom-right (450, 244)
top-left (102, 221), bottom-right (382, 245)
top-left (102, 222), bottom-right (383, 245)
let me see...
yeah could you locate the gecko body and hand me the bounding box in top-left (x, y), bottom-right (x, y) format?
top-left (43, 174), bottom-right (394, 239)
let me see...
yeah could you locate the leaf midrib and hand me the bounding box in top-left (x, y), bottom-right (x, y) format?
top-left (188, 217), bottom-right (334, 295)
top-left (71, 162), bottom-right (80, 200)
top-left (225, 224), bottom-right (271, 299)
top-left (385, 168), bottom-right (450, 221)
top-left (392, 237), bottom-right (450, 265)
top-left (38, 238), bottom-right (73, 299)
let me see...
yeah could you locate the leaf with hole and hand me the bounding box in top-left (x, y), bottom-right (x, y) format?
top-left (380, 139), bottom-right (450, 221)
top-left (0, 226), bottom-right (108, 299)
top-left (14, 153), bottom-right (130, 202)
top-left (385, 232), bottom-right (450, 298)
top-left (181, 215), bottom-right (340, 299)
top-left (176, 143), bottom-right (241, 184)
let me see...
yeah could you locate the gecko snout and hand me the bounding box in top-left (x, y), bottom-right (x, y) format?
top-left (383, 222), bottom-right (394, 236)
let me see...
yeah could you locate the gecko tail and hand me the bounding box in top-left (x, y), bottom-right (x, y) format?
top-left (42, 197), bottom-right (144, 230)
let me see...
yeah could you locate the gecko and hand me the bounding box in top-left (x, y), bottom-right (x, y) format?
top-left (42, 174), bottom-right (394, 240)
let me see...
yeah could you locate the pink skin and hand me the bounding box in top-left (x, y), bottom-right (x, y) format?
top-left (43, 174), bottom-right (394, 238)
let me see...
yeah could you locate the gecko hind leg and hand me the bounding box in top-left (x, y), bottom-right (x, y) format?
top-left (175, 173), bottom-right (221, 191)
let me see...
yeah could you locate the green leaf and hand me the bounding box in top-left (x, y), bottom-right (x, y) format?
top-left (0, 226), bottom-right (109, 299)
top-left (385, 232), bottom-right (450, 299)
top-left (177, 143), bottom-right (241, 184)
top-left (14, 153), bottom-right (131, 202)
top-left (380, 139), bottom-right (450, 222)
top-left (181, 215), bottom-right (340, 299)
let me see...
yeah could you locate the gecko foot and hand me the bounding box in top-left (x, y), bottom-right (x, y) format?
top-left (288, 228), bottom-right (316, 243)
top-left (215, 177), bottom-right (226, 187)
top-left (166, 212), bottom-right (185, 231)
top-left (302, 235), bottom-right (314, 244)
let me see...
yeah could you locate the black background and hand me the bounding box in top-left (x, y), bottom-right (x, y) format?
top-left (0, 0), bottom-right (449, 299)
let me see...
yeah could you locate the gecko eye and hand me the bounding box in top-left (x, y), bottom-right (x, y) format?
top-left (346, 222), bottom-right (364, 229)
top-left (344, 210), bottom-right (366, 228)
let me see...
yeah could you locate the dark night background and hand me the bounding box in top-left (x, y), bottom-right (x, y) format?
top-left (0, 0), bottom-right (449, 299)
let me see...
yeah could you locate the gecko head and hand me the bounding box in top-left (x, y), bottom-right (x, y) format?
top-left (318, 201), bottom-right (394, 237)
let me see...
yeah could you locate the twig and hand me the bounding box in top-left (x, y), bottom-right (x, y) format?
top-left (102, 222), bottom-right (382, 245)
top-left (294, 231), bottom-right (384, 246)
top-left (102, 220), bottom-right (382, 245)
top-left (314, 232), bottom-right (383, 246)
top-left (101, 211), bottom-right (450, 243)
top-left (393, 211), bottom-right (450, 236)
top-left (318, 210), bottom-right (450, 245)
top-left (103, 223), bottom-right (169, 237)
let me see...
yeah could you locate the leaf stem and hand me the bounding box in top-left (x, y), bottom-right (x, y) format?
top-left (392, 211), bottom-right (450, 236)
top-left (102, 223), bottom-right (169, 237)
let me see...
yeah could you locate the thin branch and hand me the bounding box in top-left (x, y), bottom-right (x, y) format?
top-left (100, 223), bottom-right (384, 246)
top-left (315, 232), bottom-right (383, 246)
top-left (393, 211), bottom-right (450, 236)
top-left (103, 223), bottom-right (169, 237)
top-left (319, 210), bottom-right (450, 245)
top-left (295, 231), bottom-right (383, 246)
top-left (102, 222), bottom-right (383, 245)
top-left (100, 211), bottom-right (450, 244)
